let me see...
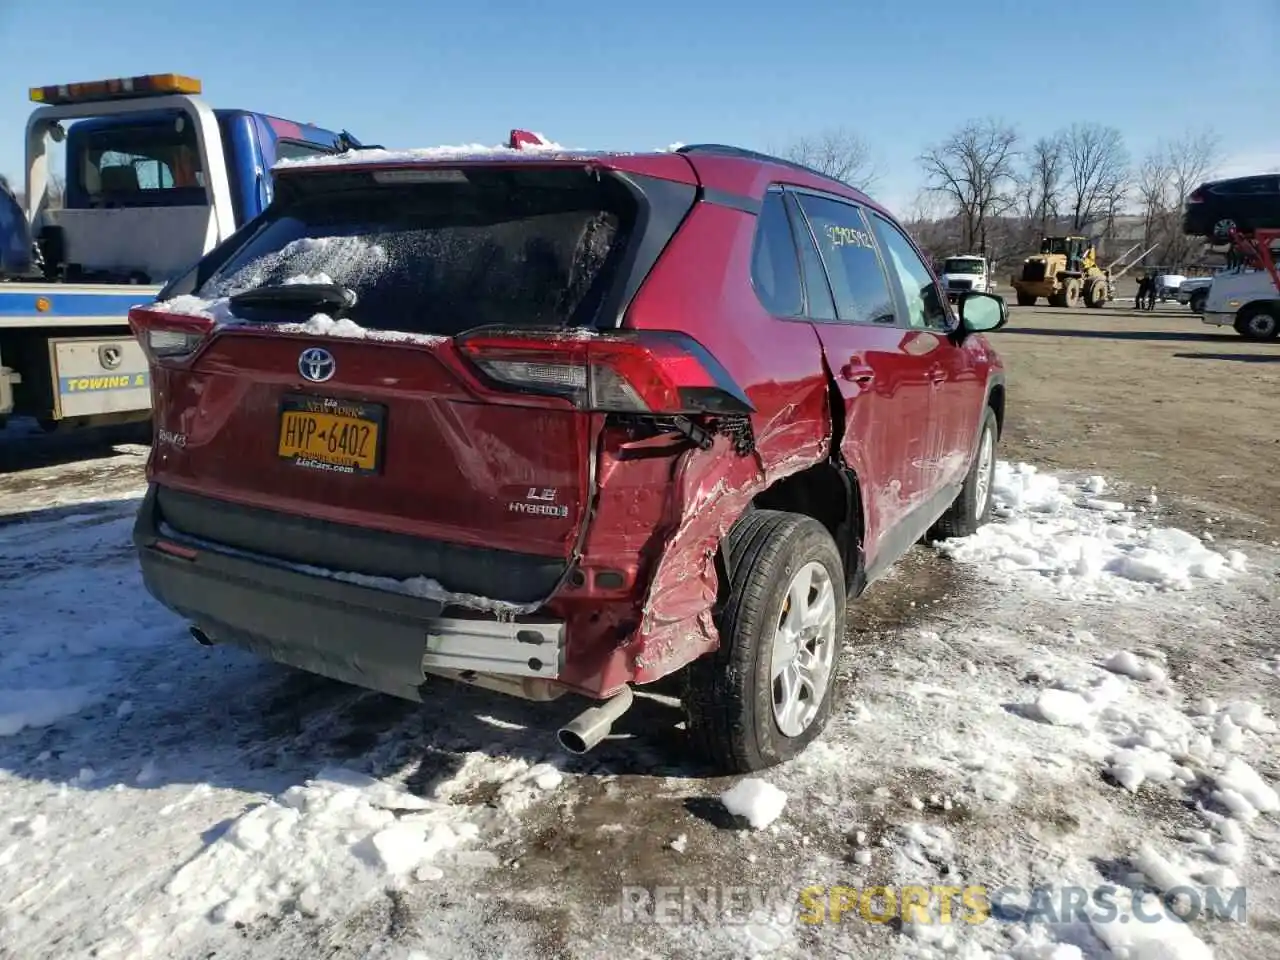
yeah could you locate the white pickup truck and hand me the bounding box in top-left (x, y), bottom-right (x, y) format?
top-left (1201, 267), bottom-right (1280, 340)
top-left (938, 254), bottom-right (996, 302)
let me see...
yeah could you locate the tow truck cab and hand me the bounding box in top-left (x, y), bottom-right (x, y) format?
top-left (0, 73), bottom-right (356, 427)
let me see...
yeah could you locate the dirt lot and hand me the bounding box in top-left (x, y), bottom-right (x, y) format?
top-left (994, 299), bottom-right (1280, 541)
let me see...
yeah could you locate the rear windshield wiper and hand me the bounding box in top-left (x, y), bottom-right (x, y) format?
top-left (229, 283), bottom-right (357, 318)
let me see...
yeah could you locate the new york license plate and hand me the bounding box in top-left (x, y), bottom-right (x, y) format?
top-left (277, 395), bottom-right (384, 475)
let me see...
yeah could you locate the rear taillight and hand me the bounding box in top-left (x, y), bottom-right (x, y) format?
top-left (457, 330), bottom-right (754, 415)
top-left (1187, 187), bottom-right (1206, 204)
top-left (129, 306), bottom-right (215, 364)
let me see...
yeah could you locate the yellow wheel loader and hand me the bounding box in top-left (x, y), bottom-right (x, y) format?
top-left (1010, 236), bottom-right (1111, 309)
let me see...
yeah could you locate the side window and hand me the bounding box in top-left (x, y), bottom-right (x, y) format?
top-left (1216, 177), bottom-right (1275, 196)
top-left (750, 190), bottom-right (804, 317)
top-left (869, 214), bottom-right (949, 331)
top-left (784, 193), bottom-right (836, 321)
top-left (794, 194), bottom-right (896, 325)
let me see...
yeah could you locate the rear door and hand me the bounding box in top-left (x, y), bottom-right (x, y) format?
top-left (786, 188), bottom-right (937, 566)
top-left (145, 162), bottom-right (696, 602)
top-left (866, 211), bottom-right (982, 494)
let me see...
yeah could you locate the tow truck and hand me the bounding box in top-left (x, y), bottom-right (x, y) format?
top-left (0, 73), bottom-right (362, 429)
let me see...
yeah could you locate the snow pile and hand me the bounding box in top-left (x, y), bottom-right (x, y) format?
top-left (1089, 891), bottom-right (1216, 960)
top-left (937, 462), bottom-right (1248, 596)
top-left (271, 313), bottom-right (446, 346)
top-left (156, 522), bottom-right (536, 616)
top-left (720, 778), bottom-right (787, 829)
top-left (0, 687), bottom-right (101, 737)
top-left (893, 822), bottom-right (955, 875)
top-left (1024, 658), bottom-right (1274, 943)
top-left (1102, 650), bottom-right (1167, 682)
top-left (147, 293), bottom-right (237, 324)
top-left (298, 562), bottom-right (539, 616)
top-left (159, 767), bottom-right (489, 927)
top-left (432, 753), bottom-right (567, 816)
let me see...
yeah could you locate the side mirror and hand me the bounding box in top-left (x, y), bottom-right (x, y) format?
top-left (957, 291), bottom-right (1007, 339)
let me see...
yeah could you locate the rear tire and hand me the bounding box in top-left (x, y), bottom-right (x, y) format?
top-left (683, 510), bottom-right (846, 774)
top-left (1015, 292), bottom-right (1036, 307)
top-left (928, 407), bottom-right (999, 541)
top-left (1234, 305), bottom-right (1280, 341)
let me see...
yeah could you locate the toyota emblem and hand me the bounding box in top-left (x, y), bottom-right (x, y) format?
top-left (298, 347), bottom-right (335, 383)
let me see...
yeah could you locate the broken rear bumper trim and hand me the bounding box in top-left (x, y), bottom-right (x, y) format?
top-left (133, 485), bottom-right (566, 702)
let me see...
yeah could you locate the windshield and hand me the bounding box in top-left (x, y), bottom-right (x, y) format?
top-left (198, 169), bottom-right (634, 336)
top-left (943, 259), bottom-right (983, 274)
top-left (71, 117), bottom-right (205, 209)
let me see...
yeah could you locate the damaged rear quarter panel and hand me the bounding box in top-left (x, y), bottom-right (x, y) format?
top-left (610, 198), bottom-right (834, 684)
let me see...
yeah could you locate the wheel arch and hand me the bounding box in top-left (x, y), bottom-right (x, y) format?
top-left (986, 377), bottom-right (1006, 440)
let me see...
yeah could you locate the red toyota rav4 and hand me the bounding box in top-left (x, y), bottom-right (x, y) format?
top-left (129, 141), bottom-right (1007, 773)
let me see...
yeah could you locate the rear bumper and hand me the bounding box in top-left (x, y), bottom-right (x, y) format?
top-left (133, 485), bottom-right (567, 702)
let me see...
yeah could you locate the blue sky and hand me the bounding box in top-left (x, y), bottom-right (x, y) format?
top-left (2, 0), bottom-right (1277, 213)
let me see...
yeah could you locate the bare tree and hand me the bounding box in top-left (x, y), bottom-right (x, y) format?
top-left (1166, 129), bottom-right (1219, 206)
top-left (1063, 123), bottom-right (1129, 232)
top-left (1010, 134), bottom-right (1066, 254)
top-left (1136, 150), bottom-right (1172, 249)
top-left (779, 128), bottom-right (881, 191)
top-left (900, 190), bottom-right (959, 263)
top-left (1134, 129), bottom-right (1220, 268)
top-left (919, 118), bottom-right (1020, 254)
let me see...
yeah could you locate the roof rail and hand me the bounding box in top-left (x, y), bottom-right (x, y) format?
top-left (675, 143), bottom-right (853, 190)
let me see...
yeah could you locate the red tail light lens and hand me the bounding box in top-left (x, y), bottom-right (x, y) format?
top-left (1188, 188), bottom-right (1206, 203)
top-left (457, 330), bottom-right (754, 415)
top-left (129, 306), bottom-right (215, 364)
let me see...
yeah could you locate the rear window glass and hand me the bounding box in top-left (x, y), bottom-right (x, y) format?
top-left (274, 140), bottom-right (335, 162)
top-left (199, 169), bottom-right (635, 335)
top-left (74, 120), bottom-right (205, 207)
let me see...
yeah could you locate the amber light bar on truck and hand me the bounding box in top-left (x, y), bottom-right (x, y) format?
top-left (30, 74), bottom-right (202, 105)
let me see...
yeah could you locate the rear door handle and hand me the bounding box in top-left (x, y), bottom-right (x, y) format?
top-left (841, 363), bottom-right (874, 384)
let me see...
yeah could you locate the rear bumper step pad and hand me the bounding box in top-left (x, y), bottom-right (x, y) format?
top-left (133, 485), bottom-right (566, 702)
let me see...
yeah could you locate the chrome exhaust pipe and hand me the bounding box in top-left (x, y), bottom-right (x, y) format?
top-left (556, 686), bottom-right (634, 754)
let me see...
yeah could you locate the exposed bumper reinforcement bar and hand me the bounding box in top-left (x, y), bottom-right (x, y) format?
top-left (133, 485), bottom-right (567, 703)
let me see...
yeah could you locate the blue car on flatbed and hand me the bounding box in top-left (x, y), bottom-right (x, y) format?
top-left (0, 73), bottom-right (363, 429)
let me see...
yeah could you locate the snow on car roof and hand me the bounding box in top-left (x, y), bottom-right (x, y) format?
top-left (274, 138), bottom-right (635, 171)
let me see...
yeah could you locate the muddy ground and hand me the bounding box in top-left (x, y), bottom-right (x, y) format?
top-left (995, 299), bottom-right (1280, 542)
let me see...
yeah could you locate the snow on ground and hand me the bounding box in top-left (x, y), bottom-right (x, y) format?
top-left (935, 463), bottom-right (1250, 597)
top-left (0, 453), bottom-right (1276, 959)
